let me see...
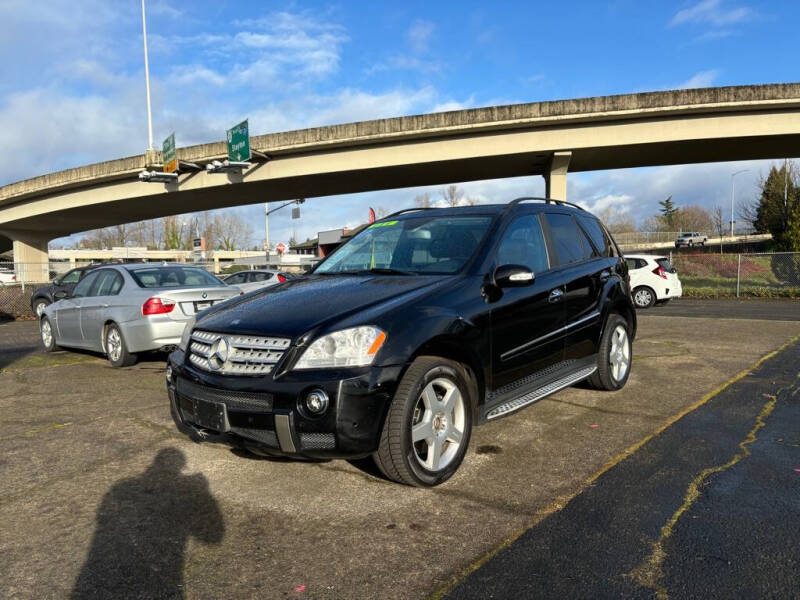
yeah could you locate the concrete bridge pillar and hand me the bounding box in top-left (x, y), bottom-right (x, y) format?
top-left (545, 151), bottom-right (572, 201)
top-left (11, 233), bottom-right (50, 283)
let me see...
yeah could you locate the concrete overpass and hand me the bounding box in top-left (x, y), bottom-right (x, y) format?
top-left (2, 83), bottom-right (800, 276)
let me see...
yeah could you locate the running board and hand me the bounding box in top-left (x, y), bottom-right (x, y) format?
top-left (485, 366), bottom-right (597, 420)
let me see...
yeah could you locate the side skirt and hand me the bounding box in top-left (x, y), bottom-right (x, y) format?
top-left (483, 363), bottom-right (597, 422)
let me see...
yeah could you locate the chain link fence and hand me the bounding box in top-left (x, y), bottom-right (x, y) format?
top-left (671, 252), bottom-right (800, 298)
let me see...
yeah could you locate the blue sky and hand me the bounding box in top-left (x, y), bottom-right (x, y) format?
top-left (0, 0), bottom-right (798, 247)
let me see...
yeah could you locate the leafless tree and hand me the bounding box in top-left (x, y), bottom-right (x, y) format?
top-left (712, 206), bottom-right (725, 253)
top-left (413, 193), bottom-right (432, 208)
top-left (441, 185), bottom-right (464, 207)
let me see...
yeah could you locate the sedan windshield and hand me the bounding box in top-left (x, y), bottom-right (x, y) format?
top-left (129, 267), bottom-right (225, 288)
top-left (314, 215), bottom-right (494, 275)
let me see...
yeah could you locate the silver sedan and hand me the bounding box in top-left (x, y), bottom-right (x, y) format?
top-left (39, 264), bottom-right (242, 367)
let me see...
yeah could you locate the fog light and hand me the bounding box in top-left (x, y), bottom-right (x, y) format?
top-left (166, 365), bottom-right (173, 383)
top-left (305, 389), bottom-right (329, 414)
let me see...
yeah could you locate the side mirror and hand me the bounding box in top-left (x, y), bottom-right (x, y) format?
top-left (493, 264), bottom-right (535, 288)
top-left (54, 290), bottom-right (69, 300)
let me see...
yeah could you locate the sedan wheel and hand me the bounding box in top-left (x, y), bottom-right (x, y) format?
top-left (40, 317), bottom-right (59, 352)
top-left (105, 324), bottom-right (138, 367)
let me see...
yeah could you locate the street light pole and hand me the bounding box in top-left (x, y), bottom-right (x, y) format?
top-left (141, 0), bottom-right (154, 151)
top-left (730, 169), bottom-right (749, 238)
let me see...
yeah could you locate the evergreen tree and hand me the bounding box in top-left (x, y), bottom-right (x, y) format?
top-left (754, 162), bottom-right (799, 247)
top-left (658, 196), bottom-right (679, 229)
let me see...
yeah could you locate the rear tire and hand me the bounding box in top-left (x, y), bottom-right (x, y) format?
top-left (373, 356), bottom-right (473, 487)
top-left (40, 317), bottom-right (60, 352)
top-left (589, 315), bottom-right (632, 391)
top-left (105, 324), bottom-right (137, 367)
top-left (632, 286), bottom-right (656, 309)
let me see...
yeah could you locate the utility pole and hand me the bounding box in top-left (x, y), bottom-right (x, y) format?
top-left (264, 203), bottom-right (270, 265)
top-left (141, 0), bottom-right (154, 152)
top-left (730, 169), bottom-right (749, 237)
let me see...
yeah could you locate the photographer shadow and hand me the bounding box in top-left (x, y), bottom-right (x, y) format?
top-left (72, 448), bottom-right (224, 599)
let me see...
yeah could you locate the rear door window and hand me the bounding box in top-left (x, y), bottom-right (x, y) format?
top-left (625, 258), bottom-right (638, 270)
top-left (578, 216), bottom-right (611, 257)
top-left (90, 270), bottom-right (119, 296)
top-left (226, 272), bottom-right (247, 284)
top-left (544, 213), bottom-right (586, 266)
top-left (250, 272), bottom-right (273, 282)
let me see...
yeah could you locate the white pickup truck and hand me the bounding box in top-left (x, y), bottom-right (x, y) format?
top-left (674, 232), bottom-right (707, 248)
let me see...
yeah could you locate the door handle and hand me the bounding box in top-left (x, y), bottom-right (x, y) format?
top-left (600, 270), bottom-right (611, 282)
top-left (548, 288), bottom-right (564, 303)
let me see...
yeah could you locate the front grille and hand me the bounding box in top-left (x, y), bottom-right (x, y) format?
top-left (300, 432), bottom-right (336, 450)
top-left (188, 330), bottom-right (291, 376)
top-left (231, 426), bottom-right (279, 447)
top-left (176, 377), bottom-right (274, 412)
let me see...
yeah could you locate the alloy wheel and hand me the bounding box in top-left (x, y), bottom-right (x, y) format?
top-left (107, 328), bottom-right (122, 362)
top-left (411, 378), bottom-right (466, 472)
top-left (609, 325), bottom-right (630, 382)
top-left (41, 320), bottom-right (52, 348)
top-left (35, 302), bottom-right (46, 317)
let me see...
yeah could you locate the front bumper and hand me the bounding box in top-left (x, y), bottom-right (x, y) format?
top-left (166, 349), bottom-right (403, 459)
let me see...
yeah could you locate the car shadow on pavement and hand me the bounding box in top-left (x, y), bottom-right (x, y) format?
top-left (71, 448), bottom-right (224, 600)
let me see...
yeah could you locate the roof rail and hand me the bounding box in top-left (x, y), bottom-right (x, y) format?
top-left (507, 196), bottom-right (587, 211)
top-left (384, 207), bottom-right (435, 219)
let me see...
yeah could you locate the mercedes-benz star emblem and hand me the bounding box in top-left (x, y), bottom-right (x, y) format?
top-left (208, 337), bottom-right (230, 371)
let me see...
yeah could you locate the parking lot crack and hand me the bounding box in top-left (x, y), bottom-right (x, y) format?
top-left (627, 392), bottom-right (782, 599)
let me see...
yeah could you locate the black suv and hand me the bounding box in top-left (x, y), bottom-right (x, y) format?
top-left (30, 264), bottom-right (100, 317)
top-left (167, 198), bottom-right (635, 486)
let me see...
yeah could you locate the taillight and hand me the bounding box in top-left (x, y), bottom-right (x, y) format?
top-left (653, 265), bottom-right (667, 279)
top-left (277, 274), bottom-right (287, 283)
top-left (142, 297), bottom-right (175, 315)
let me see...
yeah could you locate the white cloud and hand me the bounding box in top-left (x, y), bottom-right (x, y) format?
top-left (670, 0), bottom-right (752, 27)
top-left (674, 69), bottom-right (720, 89)
top-left (407, 20), bottom-right (435, 53)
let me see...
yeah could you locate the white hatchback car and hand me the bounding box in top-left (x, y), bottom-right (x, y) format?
top-left (625, 254), bottom-right (682, 308)
top-left (222, 269), bottom-right (291, 294)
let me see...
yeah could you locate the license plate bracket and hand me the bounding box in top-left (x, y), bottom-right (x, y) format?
top-left (193, 398), bottom-right (229, 432)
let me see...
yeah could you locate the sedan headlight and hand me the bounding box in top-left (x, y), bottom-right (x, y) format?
top-left (293, 326), bottom-right (386, 370)
top-left (178, 317), bottom-right (195, 352)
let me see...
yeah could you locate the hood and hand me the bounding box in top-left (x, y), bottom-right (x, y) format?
top-left (195, 274), bottom-right (448, 339)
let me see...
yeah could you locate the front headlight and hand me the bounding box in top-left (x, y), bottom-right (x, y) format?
top-left (178, 317), bottom-right (195, 352)
top-left (293, 326), bottom-right (386, 370)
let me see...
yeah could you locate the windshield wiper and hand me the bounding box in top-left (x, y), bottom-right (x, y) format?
top-left (357, 268), bottom-right (415, 276)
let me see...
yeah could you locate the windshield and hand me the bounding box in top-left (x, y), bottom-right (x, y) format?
top-left (129, 267), bottom-right (225, 288)
top-left (314, 215), bottom-right (494, 275)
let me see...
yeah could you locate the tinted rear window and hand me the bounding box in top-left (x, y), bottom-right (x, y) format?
top-left (545, 213), bottom-right (586, 266)
top-left (129, 267), bottom-right (224, 288)
top-left (578, 216), bottom-right (611, 257)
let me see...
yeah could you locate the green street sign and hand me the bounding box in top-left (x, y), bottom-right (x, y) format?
top-left (227, 119), bottom-right (251, 162)
top-left (163, 132), bottom-right (177, 173)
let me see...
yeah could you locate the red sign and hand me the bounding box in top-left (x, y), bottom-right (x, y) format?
top-left (276, 242), bottom-right (287, 255)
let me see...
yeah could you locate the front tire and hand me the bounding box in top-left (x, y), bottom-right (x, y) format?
top-left (33, 299), bottom-right (49, 318)
top-left (105, 324), bottom-right (137, 367)
top-left (373, 356), bottom-right (473, 487)
top-left (40, 317), bottom-right (59, 352)
top-left (633, 286), bottom-right (656, 309)
top-left (588, 315), bottom-right (632, 391)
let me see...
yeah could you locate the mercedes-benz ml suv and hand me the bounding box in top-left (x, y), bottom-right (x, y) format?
top-left (167, 198), bottom-right (636, 487)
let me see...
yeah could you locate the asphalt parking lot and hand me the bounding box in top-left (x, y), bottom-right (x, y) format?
top-left (1, 299), bottom-right (799, 599)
